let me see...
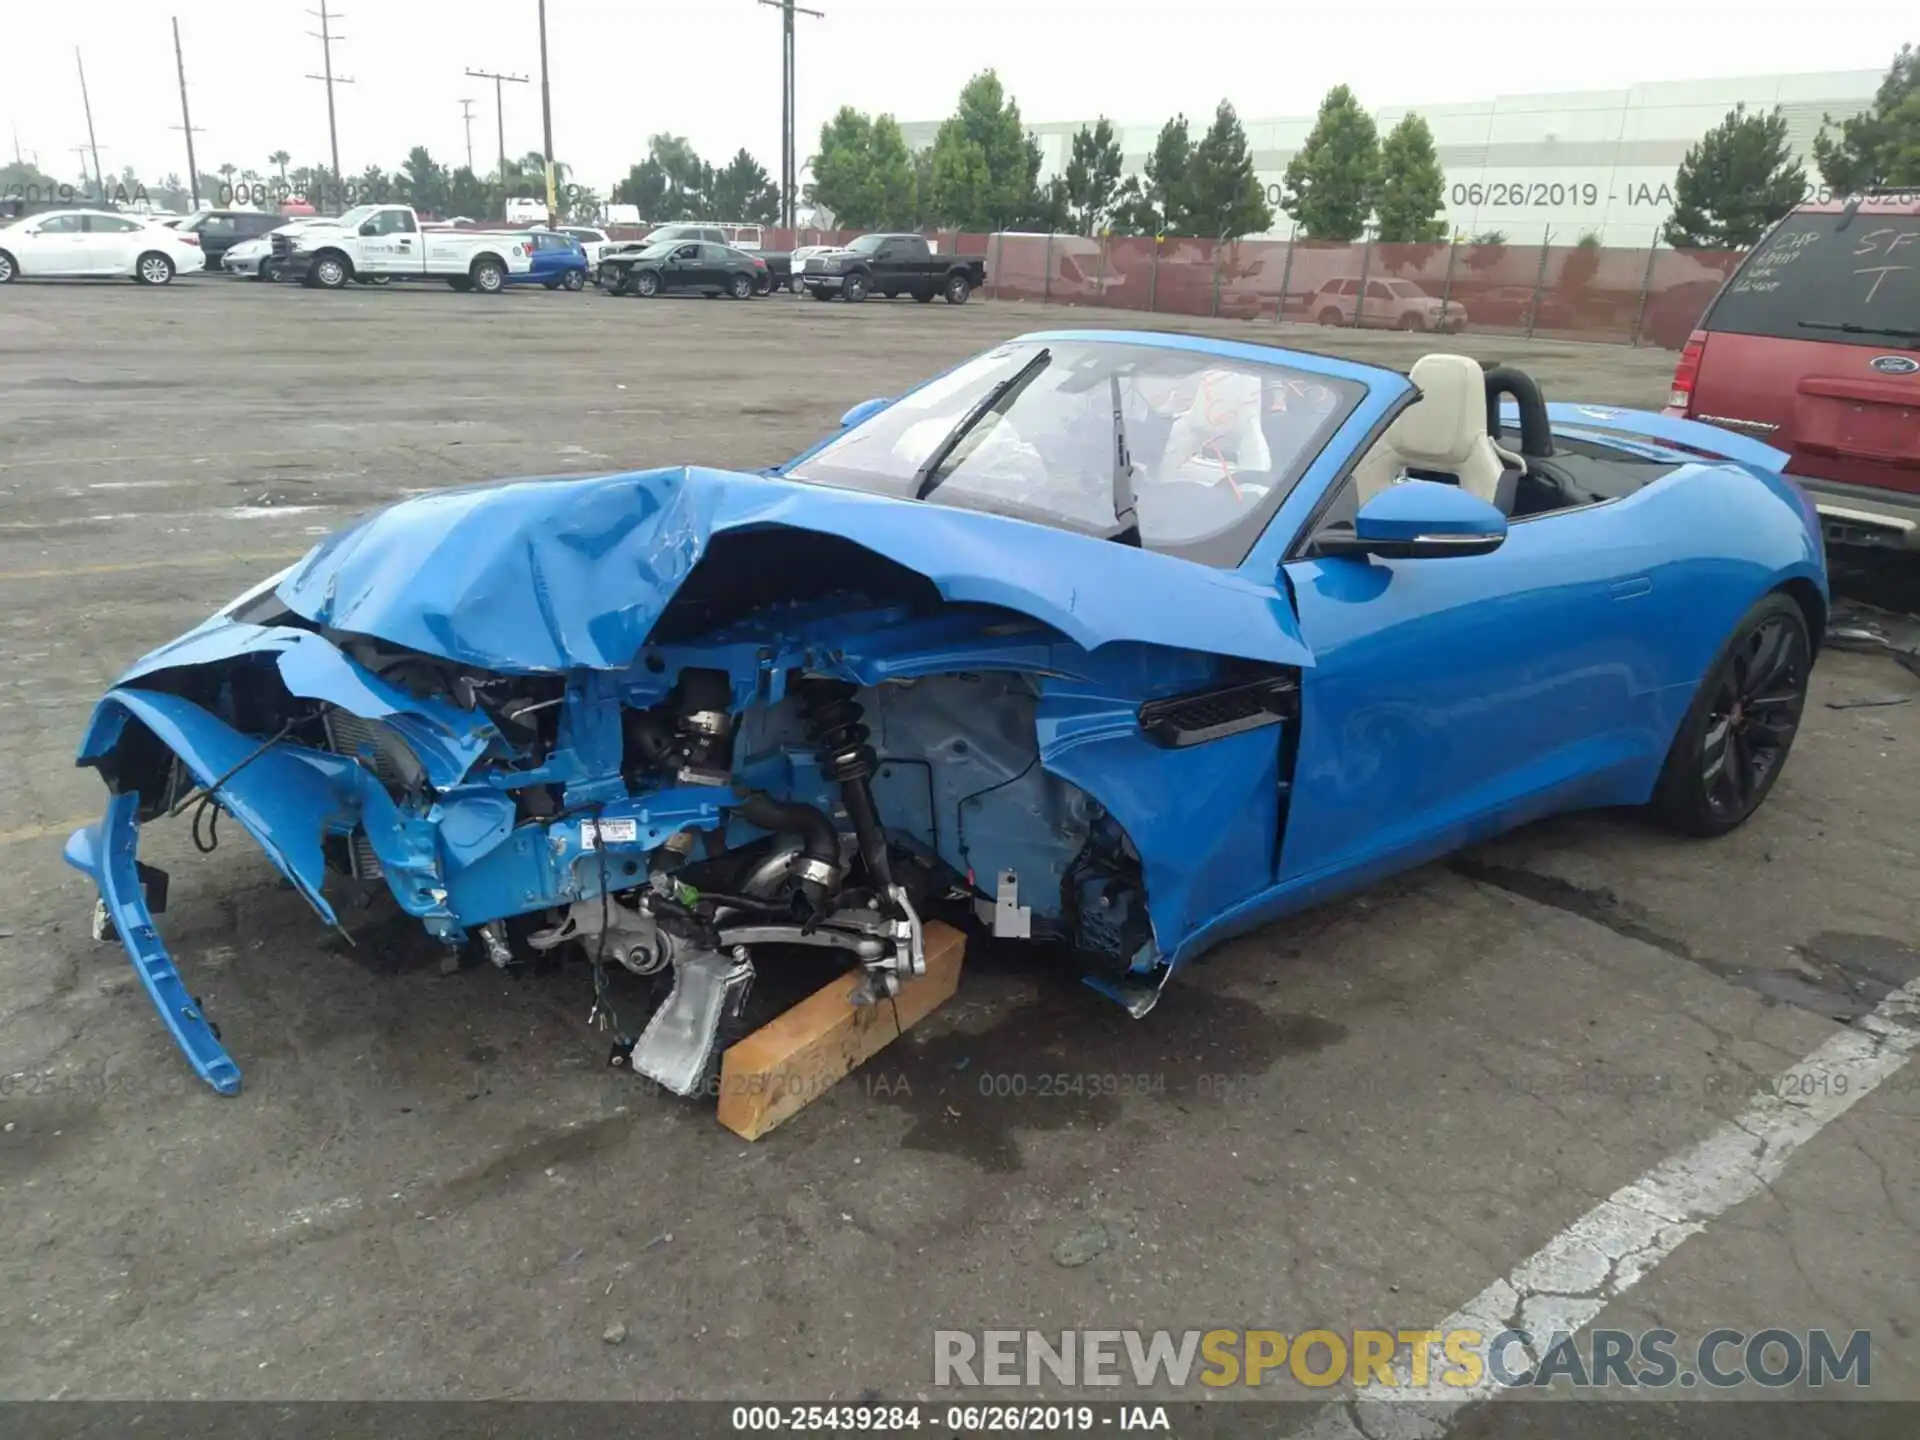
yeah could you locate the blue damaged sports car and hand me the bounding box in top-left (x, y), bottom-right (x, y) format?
top-left (66, 333), bottom-right (1829, 1097)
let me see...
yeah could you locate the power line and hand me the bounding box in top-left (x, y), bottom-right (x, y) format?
top-left (171, 18), bottom-right (208, 208)
top-left (458, 98), bottom-right (477, 174)
top-left (305, 0), bottom-right (354, 189)
top-left (465, 67), bottom-right (530, 205)
top-left (757, 0), bottom-right (825, 229)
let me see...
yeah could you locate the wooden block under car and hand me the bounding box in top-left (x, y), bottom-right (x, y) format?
top-left (716, 921), bottom-right (966, 1141)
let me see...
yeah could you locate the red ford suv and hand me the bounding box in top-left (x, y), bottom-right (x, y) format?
top-left (1664, 193), bottom-right (1919, 552)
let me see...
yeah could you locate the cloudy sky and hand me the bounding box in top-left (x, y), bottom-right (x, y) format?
top-left (6, 0), bottom-right (1912, 191)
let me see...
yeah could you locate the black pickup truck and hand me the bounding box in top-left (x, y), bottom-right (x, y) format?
top-left (799, 232), bottom-right (987, 304)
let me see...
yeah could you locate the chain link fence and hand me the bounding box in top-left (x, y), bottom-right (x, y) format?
top-left (598, 224), bottom-right (1744, 350)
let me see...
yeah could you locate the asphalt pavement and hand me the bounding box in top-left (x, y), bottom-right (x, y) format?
top-left (0, 280), bottom-right (1915, 1426)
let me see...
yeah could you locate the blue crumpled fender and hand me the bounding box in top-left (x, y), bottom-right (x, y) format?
top-left (110, 619), bottom-right (498, 790)
top-left (75, 688), bottom-right (366, 926)
top-left (271, 466), bottom-right (1313, 674)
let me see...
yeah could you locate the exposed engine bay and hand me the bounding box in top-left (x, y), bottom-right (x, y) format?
top-left (81, 574), bottom-right (1273, 1096)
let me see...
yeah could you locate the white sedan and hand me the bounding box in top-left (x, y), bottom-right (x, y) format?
top-left (0, 209), bottom-right (207, 285)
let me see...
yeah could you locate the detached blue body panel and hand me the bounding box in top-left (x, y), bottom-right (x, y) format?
top-left (65, 332), bottom-right (1830, 1095)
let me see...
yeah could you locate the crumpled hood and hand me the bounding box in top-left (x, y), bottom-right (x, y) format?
top-left (273, 465), bottom-right (1312, 673)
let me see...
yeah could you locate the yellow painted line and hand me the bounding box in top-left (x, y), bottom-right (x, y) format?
top-left (0, 816), bottom-right (93, 848)
top-left (0, 551), bottom-right (307, 584)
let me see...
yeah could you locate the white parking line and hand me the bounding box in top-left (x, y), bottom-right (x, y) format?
top-left (1292, 976), bottom-right (1920, 1438)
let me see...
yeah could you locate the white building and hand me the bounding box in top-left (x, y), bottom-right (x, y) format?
top-left (898, 70), bottom-right (1881, 244)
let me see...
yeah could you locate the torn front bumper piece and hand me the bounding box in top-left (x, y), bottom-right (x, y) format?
top-left (64, 685), bottom-right (410, 1097)
top-left (64, 680), bottom-right (749, 1096)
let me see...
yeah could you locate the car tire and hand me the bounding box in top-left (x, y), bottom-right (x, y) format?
top-left (944, 274), bottom-right (971, 305)
top-left (258, 260), bottom-right (278, 283)
top-left (1648, 592), bottom-right (1813, 838)
top-left (0, 250), bottom-right (17, 284)
top-left (1398, 312), bottom-right (1425, 331)
top-left (811, 289), bottom-right (834, 301)
top-left (789, 276), bottom-right (805, 295)
top-left (470, 258), bottom-right (506, 294)
top-left (755, 273), bottom-right (772, 295)
top-left (1317, 308), bottom-right (1344, 326)
top-left (728, 273), bottom-right (753, 299)
top-left (135, 252), bottom-right (176, 286)
top-left (843, 272), bottom-right (870, 303)
top-left (563, 270), bottom-right (585, 291)
top-left (310, 253), bottom-right (351, 289)
top-left (633, 270), bottom-right (660, 298)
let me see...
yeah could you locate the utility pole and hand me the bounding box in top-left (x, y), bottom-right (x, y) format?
top-left (465, 68), bottom-right (529, 213)
top-left (458, 98), bottom-right (477, 174)
top-left (757, 0), bottom-right (824, 229)
top-left (75, 49), bottom-right (105, 202)
top-left (536, 0), bottom-right (557, 225)
top-left (170, 18), bottom-right (207, 209)
top-left (305, 0), bottom-right (354, 199)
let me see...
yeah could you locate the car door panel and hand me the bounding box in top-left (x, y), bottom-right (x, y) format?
top-left (1277, 501), bottom-right (1669, 889)
top-left (84, 215), bottom-right (140, 274)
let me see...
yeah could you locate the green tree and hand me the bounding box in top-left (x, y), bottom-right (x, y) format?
top-left (269, 150), bottom-right (291, 184)
top-left (611, 135), bottom-right (709, 220)
top-left (1063, 117), bottom-right (1124, 235)
top-left (1464, 229), bottom-right (1509, 272)
top-left (1374, 113), bottom-right (1447, 243)
top-left (708, 148), bottom-right (780, 224)
top-left (1105, 176), bottom-right (1158, 236)
top-left (1099, 116), bottom-right (1195, 237)
top-left (866, 116), bottom-right (917, 228)
top-left (1184, 101), bottom-right (1272, 239)
top-left (910, 147), bottom-right (938, 227)
top-left (808, 107), bottom-right (877, 224)
top-left (1662, 104), bottom-right (1806, 248)
top-left (805, 109), bottom-right (914, 228)
top-left (1281, 84), bottom-right (1379, 241)
top-left (446, 167), bottom-right (494, 218)
top-left (927, 70), bottom-right (1040, 230)
top-left (399, 146), bottom-right (449, 216)
top-left (1562, 230), bottom-right (1604, 294)
top-left (1813, 44), bottom-right (1920, 191)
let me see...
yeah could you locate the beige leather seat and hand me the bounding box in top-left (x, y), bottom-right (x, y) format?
top-left (1352, 354), bottom-right (1525, 508)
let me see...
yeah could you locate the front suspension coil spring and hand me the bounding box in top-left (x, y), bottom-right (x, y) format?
top-left (802, 679), bottom-right (878, 785)
top-left (799, 678), bottom-right (893, 888)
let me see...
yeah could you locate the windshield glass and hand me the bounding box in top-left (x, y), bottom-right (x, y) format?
top-left (334, 205), bottom-right (379, 229)
top-left (786, 340), bottom-right (1363, 567)
top-left (636, 242), bottom-right (677, 258)
top-left (1707, 210), bottom-right (1920, 345)
top-left (848, 234), bottom-right (887, 253)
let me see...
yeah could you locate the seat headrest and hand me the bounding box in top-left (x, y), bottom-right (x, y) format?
top-left (1389, 354), bottom-right (1488, 467)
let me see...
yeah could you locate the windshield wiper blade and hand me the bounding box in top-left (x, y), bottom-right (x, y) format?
top-left (913, 347), bottom-right (1051, 500)
top-left (1797, 321), bottom-right (1920, 341)
top-left (1106, 371), bottom-right (1142, 546)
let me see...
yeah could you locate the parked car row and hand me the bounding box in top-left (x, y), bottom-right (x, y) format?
top-left (1, 208), bottom-right (994, 308)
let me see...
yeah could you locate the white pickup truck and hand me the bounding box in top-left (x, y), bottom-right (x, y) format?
top-left (274, 204), bottom-right (534, 292)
